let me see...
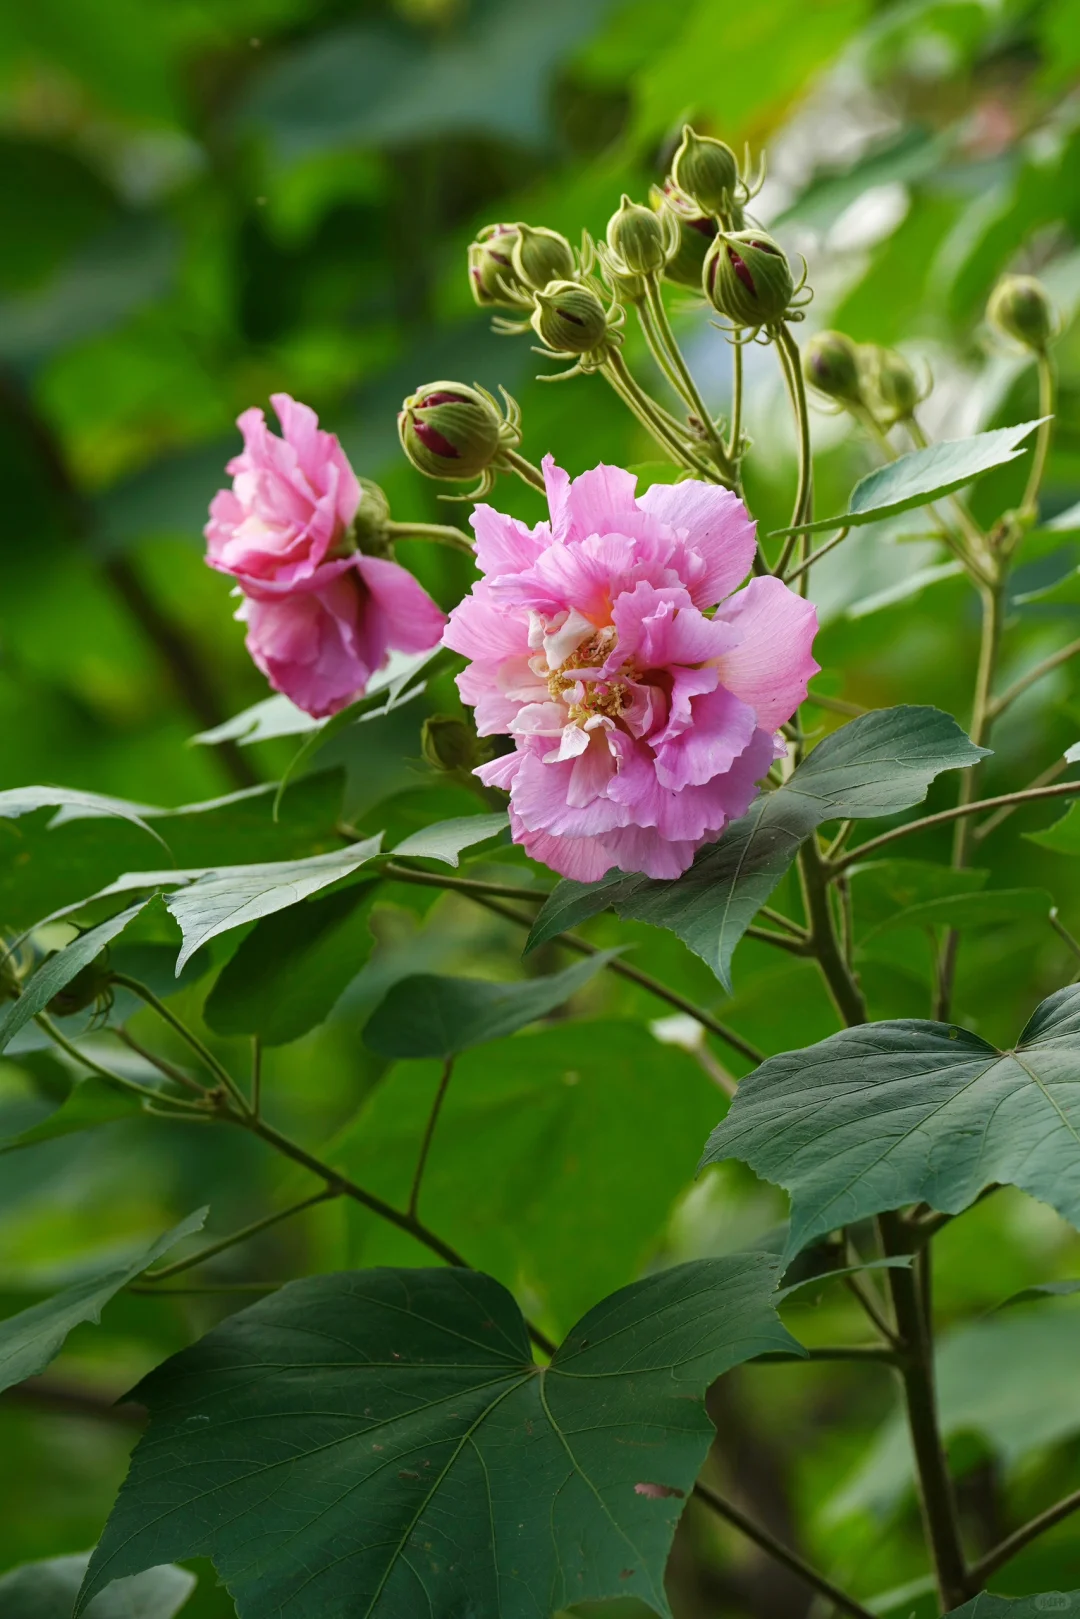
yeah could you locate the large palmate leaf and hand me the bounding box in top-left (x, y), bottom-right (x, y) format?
top-left (0, 901), bottom-right (152, 1054)
top-left (78, 1257), bottom-right (798, 1619)
top-left (527, 706), bottom-right (986, 988)
top-left (703, 984), bottom-right (1080, 1258)
top-left (0, 1209), bottom-right (205, 1395)
top-left (337, 1021), bottom-right (722, 1331)
top-left (0, 1553), bottom-right (195, 1619)
top-left (164, 837), bottom-right (383, 971)
top-left (772, 420), bottom-right (1046, 536)
top-left (362, 951), bottom-right (616, 1058)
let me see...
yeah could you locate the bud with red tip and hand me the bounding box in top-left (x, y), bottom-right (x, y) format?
top-left (703, 230), bottom-right (799, 330)
top-left (468, 223), bottom-right (526, 309)
top-left (398, 381), bottom-right (520, 492)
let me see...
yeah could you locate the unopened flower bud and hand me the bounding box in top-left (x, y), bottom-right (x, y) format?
top-left (862, 344), bottom-right (921, 423)
top-left (398, 382), bottom-right (503, 482)
top-left (421, 714), bottom-right (489, 774)
top-left (47, 955), bottom-right (113, 1019)
top-left (703, 230), bottom-right (795, 329)
top-left (468, 224), bottom-right (525, 308)
top-left (655, 186), bottom-right (718, 290)
top-left (511, 225), bottom-right (576, 293)
top-left (531, 281), bottom-right (611, 355)
top-left (606, 194), bottom-right (669, 276)
top-left (351, 478), bottom-right (392, 556)
top-left (987, 274), bottom-right (1056, 352)
top-left (802, 330), bottom-right (863, 404)
top-left (671, 125), bottom-right (740, 218)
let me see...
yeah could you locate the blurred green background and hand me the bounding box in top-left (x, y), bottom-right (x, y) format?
top-left (3, 1), bottom-right (1080, 1614)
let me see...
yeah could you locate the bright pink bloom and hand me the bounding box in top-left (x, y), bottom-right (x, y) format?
top-left (207, 394), bottom-right (446, 718)
top-left (205, 393), bottom-right (363, 589)
top-left (444, 458), bottom-right (819, 881)
top-left (239, 556), bottom-right (447, 721)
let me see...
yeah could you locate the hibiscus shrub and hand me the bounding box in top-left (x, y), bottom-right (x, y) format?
top-left (2, 125), bottom-right (1079, 1619)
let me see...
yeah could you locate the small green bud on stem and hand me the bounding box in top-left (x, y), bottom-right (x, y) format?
top-left (421, 714), bottom-right (490, 774)
top-left (802, 330), bottom-right (863, 404)
top-left (861, 344), bottom-right (921, 424)
top-left (511, 225), bottom-right (577, 293)
top-left (987, 273), bottom-right (1057, 352)
top-left (606, 194), bottom-right (670, 276)
top-left (468, 224), bottom-right (525, 308)
top-left (47, 955), bottom-right (113, 1019)
top-left (654, 183), bottom-right (718, 291)
top-left (351, 478), bottom-right (392, 556)
top-left (671, 125), bottom-right (740, 219)
top-left (532, 281), bottom-right (612, 356)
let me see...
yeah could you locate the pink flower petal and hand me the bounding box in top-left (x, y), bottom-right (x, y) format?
top-left (713, 575), bottom-right (820, 731)
top-left (638, 480), bottom-right (757, 606)
top-left (471, 504), bottom-right (549, 578)
top-left (355, 554), bottom-right (447, 654)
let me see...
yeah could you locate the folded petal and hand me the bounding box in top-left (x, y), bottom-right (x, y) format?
top-left (713, 575), bottom-right (820, 731)
top-left (652, 684), bottom-right (758, 791)
top-left (639, 480), bottom-right (757, 606)
top-left (355, 554), bottom-right (447, 654)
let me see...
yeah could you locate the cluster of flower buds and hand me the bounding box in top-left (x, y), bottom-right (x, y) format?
top-left (802, 329), bottom-right (925, 426)
top-left (468, 221), bottom-right (580, 312)
top-left (987, 273), bottom-right (1058, 353)
top-left (398, 381), bottom-right (524, 497)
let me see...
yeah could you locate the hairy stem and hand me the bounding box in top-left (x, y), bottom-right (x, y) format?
top-left (603, 352), bottom-right (723, 482)
top-left (726, 338), bottom-right (744, 470)
top-left (693, 1482), bottom-right (877, 1619)
top-left (501, 448), bottom-right (548, 492)
top-left (879, 1214), bottom-right (970, 1610)
top-left (1018, 350), bottom-right (1055, 522)
top-left (643, 274), bottom-right (732, 476)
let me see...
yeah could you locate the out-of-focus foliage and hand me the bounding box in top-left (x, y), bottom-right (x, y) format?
top-left (3, 1), bottom-right (1080, 1615)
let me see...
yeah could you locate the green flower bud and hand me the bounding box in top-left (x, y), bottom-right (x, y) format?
top-left (351, 478), bottom-right (392, 556)
top-left (802, 330), bottom-right (863, 404)
top-left (531, 281), bottom-right (612, 355)
top-left (703, 230), bottom-right (795, 329)
top-left (671, 125), bottom-right (740, 218)
top-left (468, 223), bottom-right (524, 308)
top-left (47, 954), bottom-right (113, 1019)
top-left (987, 273), bottom-right (1056, 352)
top-left (861, 344), bottom-right (921, 423)
top-left (398, 382), bottom-right (504, 482)
top-left (511, 224), bottom-right (576, 293)
top-left (606, 194), bottom-right (669, 276)
top-left (654, 184), bottom-right (718, 290)
top-left (421, 714), bottom-right (490, 774)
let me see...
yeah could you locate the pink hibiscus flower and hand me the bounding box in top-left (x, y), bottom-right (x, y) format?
top-left (206, 394), bottom-right (446, 719)
top-left (443, 458), bottom-right (819, 881)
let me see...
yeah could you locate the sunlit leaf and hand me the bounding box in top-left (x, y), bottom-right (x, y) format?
top-left (772, 421), bottom-right (1047, 537)
top-left (391, 811), bottom-right (508, 866)
top-left (704, 985), bottom-right (1080, 1258)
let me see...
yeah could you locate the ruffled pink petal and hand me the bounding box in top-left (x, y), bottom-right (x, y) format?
top-left (638, 480), bottom-right (757, 607)
top-left (610, 584), bottom-right (735, 675)
top-left (652, 684), bottom-right (758, 792)
top-left (510, 749), bottom-right (631, 839)
top-left (542, 455), bottom-right (572, 542)
top-left (511, 815), bottom-right (617, 882)
top-left (355, 554), bottom-right (446, 655)
top-left (476, 753), bottom-right (521, 792)
top-left (713, 575), bottom-right (820, 731)
top-left (599, 824), bottom-right (702, 880)
top-left (566, 729), bottom-right (617, 806)
top-left (470, 504), bottom-right (548, 578)
top-left (443, 583), bottom-right (532, 664)
top-left (565, 463), bottom-right (639, 541)
top-left (240, 581), bottom-right (371, 719)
